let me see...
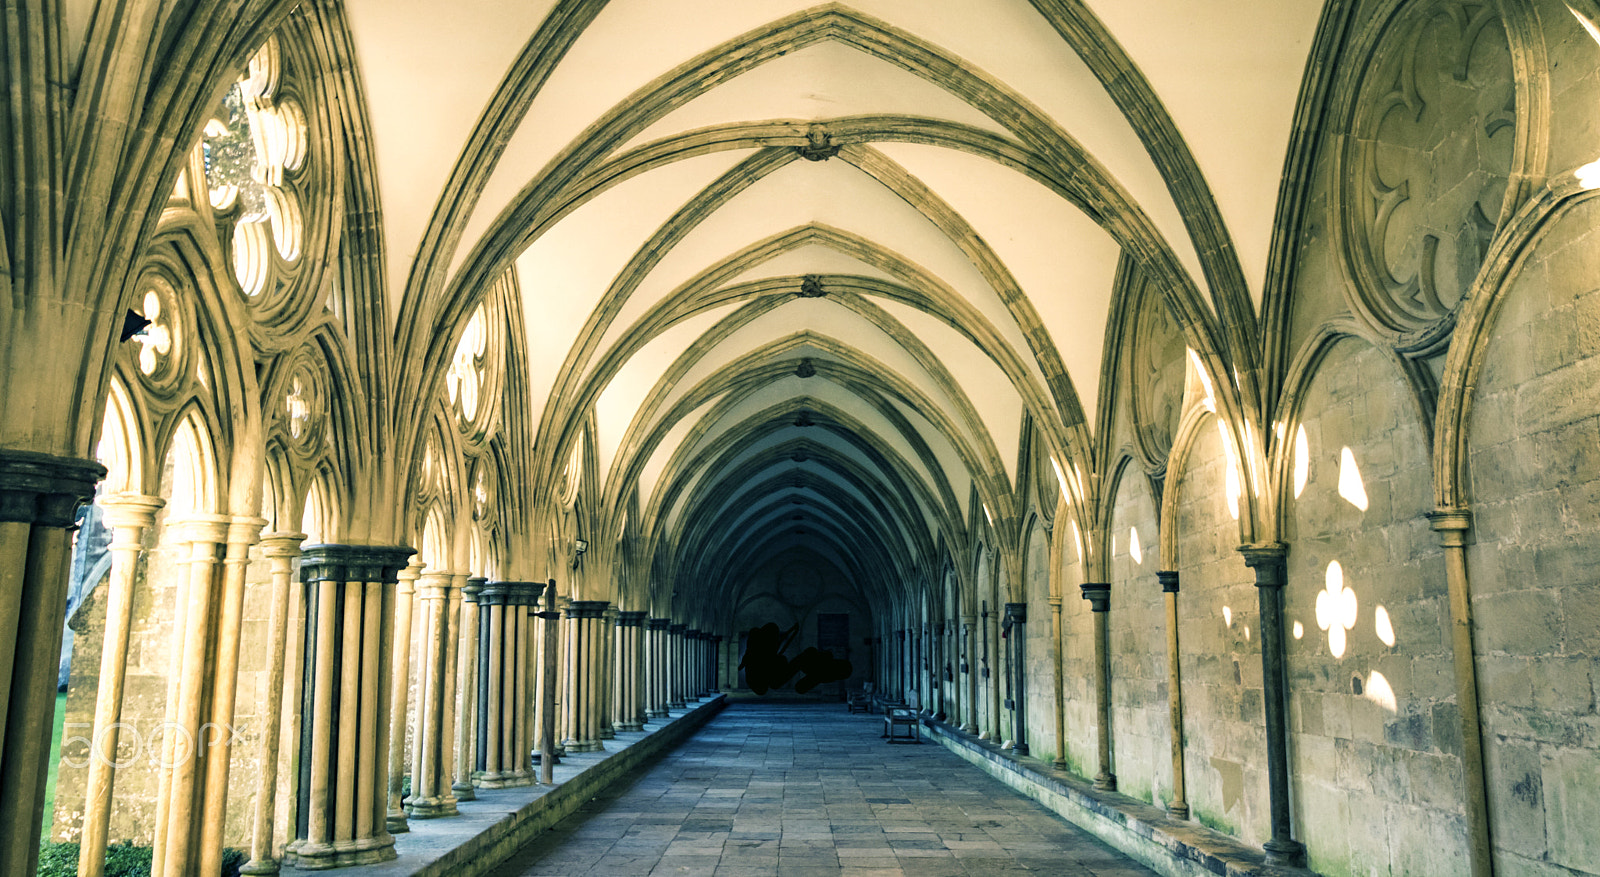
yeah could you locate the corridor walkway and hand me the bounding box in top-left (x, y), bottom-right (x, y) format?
top-left (485, 701), bottom-right (1157, 876)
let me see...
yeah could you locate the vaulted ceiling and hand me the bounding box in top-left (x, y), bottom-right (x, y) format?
top-left (355, 0), bottom-right (1325, 602)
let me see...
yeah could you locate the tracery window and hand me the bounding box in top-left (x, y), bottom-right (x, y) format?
top-left (447, 306), bottom-right (488, 426)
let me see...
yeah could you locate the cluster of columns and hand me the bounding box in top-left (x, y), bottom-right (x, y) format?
top-left (474, 581), bottom-right (541, 788)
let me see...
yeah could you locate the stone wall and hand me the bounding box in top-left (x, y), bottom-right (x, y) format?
top-left (1467, 196), bottom-right (1600, 877)
top-left (1285, 339), bottom-right (1459, 877)
top-left (1107, 470), bottom-right (1169, 808)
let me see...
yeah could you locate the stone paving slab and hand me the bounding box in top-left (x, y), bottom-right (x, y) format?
top-left (484, 702), bottom-right (1158, 876)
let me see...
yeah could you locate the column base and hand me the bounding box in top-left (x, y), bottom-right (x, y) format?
top-left (616, 720), bottom-right (644, 732)
top-left (961, 723), bottom-right (979, 735)
top-left (670, 700), bottom-right (687, 709)
top-left (567, 739), bottom-right (605, 753)
top-left (1263, 837), bottom-right (1305, 867)
top-left (285, 832), bottom-right (397, 869)
top-left (452, 781), bottom-right (476, 801)
top-left (239, 857), bottom-right (280, 876)
top-left (477, 771), bottom-right (534, 789)
top-left (386, 810), bottom-right (409, 834)
top-left (601, 727), bottom-right (615, 739)
top-left (646, 708), bottom-right (667, 718)
top-left (407, 795), bottom-right (460, 819)
top-left (1093, 772), bottom-right (1118, 791)
top-left (532, 750), bottom-right (562, 765)
top-left (1166, 802), bottom-right (1190, 820)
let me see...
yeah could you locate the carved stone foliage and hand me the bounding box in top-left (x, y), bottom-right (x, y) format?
top-left (1127, 273), bottom-right (1185, 471)
top-left (1336, 0), bottom-right (1515, 351)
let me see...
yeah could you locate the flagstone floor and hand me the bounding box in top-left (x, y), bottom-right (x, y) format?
top-left (484, 701), bottom-right (1157, 876)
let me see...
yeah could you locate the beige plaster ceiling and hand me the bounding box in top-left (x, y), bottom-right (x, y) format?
top-left (355, 0), bottom-right (1327, 598)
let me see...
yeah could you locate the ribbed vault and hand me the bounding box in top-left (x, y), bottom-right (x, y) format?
top-left (357, 0), bottom-right (1324, 625)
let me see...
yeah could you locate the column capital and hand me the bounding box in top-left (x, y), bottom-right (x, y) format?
top-left (568, 599), bottom-right (609, 619)
top-left (99, 493), bottom-right (166, 531)
top-left (0, 448), bottom-right (105, 526)
top-left (646, 617), bottom-right (670, 631)
top-left (1239, 543), bottom-right (1288, 588)
top-left (1080, 582), bottom-right (1111, 612)
top-left (227, 515), bottom-right (269, 546)
top-left (618, 610), bottom-right (647, 627)
top-left (170, 513), bottom-right (234, 545)
top-left (1157, 570), bottom-right (1180, 593)
top-left (462, 576), bottom-right (487, 600)
top-left (300, 544), bottom-right (416, 585)
top-left (669, 622), bottom-right (686, 634)
top-left (1428, 508), bottom-right (1473, 548)
top-left (259, 532), bottom-right (308, 556)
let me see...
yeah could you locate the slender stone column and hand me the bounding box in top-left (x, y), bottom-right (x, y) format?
top-left (668, 623), bottom-right (687, 708)
top-left (562, 603), bottom-right (581, 749)
top-left (601, 606), bottom-right (618, 738)
top-left (1080, 583), bottom-right (1116, 791)
top-left (193, 516), bottom-right (269, 877)
top-left (712, 634), bottom-right (725, 691)
top-left (1004, 603), bottom-right (1028, 755)
top-left (284, 544), bottom-right (412, 869)
top-left (453, 578), bottom-right (484, 800)
top-left (647, 618), bottom-right (668, 716)
top-left (536, 582), bottom-right (560, 785)
top-left (1049, 596), bottom-right (1066, 770)
top-left (1158, 571), bottom-right (1189, 819)
top-left (438, 575), bottom-right (464, 805)
top-left (1239, 545), bottom-right (1304, 866)
top-left (385, 562), bottom-right (421, 833)
top-left (617, 612), bottom-right (646, 730)
top-left (151, 515), bottom-right (232, 877)
top-left (241, 532), bottom-right (307, 877)
top-left (0, 451), bottom-right (102, 877)
top-left (960, 617), bottom-right (978, 734)
top-left (77, 494), bottom-right (164, 877)
top-left (408, 571), bottom-right (459, 818)
top-left (1429, 510), bottom-right (1493, 877)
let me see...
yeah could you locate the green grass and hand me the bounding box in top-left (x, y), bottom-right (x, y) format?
top-left (43, 691), bottom-right (67, 837)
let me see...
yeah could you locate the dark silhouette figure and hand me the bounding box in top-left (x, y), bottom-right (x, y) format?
top-left (740, 622), bottom-right (852, 694)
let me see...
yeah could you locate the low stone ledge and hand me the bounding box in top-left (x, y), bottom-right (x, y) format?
top-left (284, 694), bottom-right (727, 877)
top-left (917, 717), bottom-right (1322, 877)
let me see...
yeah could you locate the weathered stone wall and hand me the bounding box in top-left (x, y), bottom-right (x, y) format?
top-left (1285, 338), bottom-right (1459, 877)
top-left (1107, 469), bottom-right (1169, 808)
top-left (1058, 529), bottom-right (1095, 778)
top-left (1466, 196), bottom-right (1600, 877)
top-left (1174, 422), bottom-right (1269, 844)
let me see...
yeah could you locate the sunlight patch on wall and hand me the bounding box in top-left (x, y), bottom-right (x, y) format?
top-left (1218, 420), bottom-right (1242, 520)
top-left (1375, 605), bottom-right (1396, 647)
top-left (1338, 447), bottom-right (1369, 512)
top-left (1129, 526), bottom-right (1143, 565)
top-left (1315, 560), bottom-right (1358, 658)
top-left (1363, 670), bottom-right (1398, 712)
top-left (1293, 620), bottom-right (1304, 639)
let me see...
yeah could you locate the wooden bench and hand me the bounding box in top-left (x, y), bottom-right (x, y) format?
top-left (883, 706), bottom-right (919, 743)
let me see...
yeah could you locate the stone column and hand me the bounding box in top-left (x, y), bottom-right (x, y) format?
top-left (668, 623), bottom-right (687, 708)
top-left (1429, 510), bottom-right (1493, 877)
top-left (1158, 571), bottom-right (1189, 819)
top-left (1240, 545), bottom-right (1304, 867)
top-left (1080, 583), bottom-right (1116, 791)
top-left (284, 544), bottom-right (412, 869)
top-left (477, 581), bottom-right (534, 787)
top-left (960, 616), bottom-right (978, 734)
top-left (453, 578), bottom-right (484, 800)
top-left (438, 575), bottom-right (464, 803)
top-left (600, 606), bottom-right (618, 739)
top-left (1005, 603), bottom-right (1028, 755)
top-left (408, 571), bottom-right (458, 818)
top-left (385, 561), bottom-right (421, 833)
top-left (1049, 596), bottom-right (1066, 770)
top-left (646, 618), bottom-right (667, 717)
top-left (192, 516), bottom-right (269, 877)
top-left (536, 582), bottom-right (560, 785)
top-left (150, 515), bottom-right (231, 877)
top-left (0, 451), bottom-right (102, 877)
top-left (76, 494), bottom-right (163, 877)
top-left (616, 612), bottom-right (645, 730)
top-left (565, 601), bottom-right (608, 751)
top-left (240, 531), bottom-right (307, 877)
